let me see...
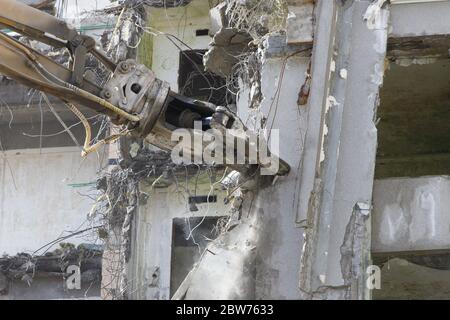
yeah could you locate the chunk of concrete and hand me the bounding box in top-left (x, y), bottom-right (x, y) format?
top-left (286, 3), bottom-right (314, 44)
top-left (204, 28), bottom-right (253, 78)
top-left (172, 214), bottom-right (259, 300)
top-left (209, 2), bottom-right (228, 36)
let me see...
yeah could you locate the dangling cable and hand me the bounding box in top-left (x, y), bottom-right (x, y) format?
top-left (66, 103), bottom-right (130, 157)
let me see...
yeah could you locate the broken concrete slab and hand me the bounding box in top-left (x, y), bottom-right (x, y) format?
top-left (286, 2), bottom-right (314, 44)
top-left (172, 211), bottom-right (259, 300)
top-left (204, 28), bottom-right (253, 78)
top-left (209, 2), bottom-right (228, 36)
top-left (260, 32), bottom-right (312, 61)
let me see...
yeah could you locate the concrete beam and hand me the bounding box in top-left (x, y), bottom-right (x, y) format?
top-left (373, 176), bottom-right (450, 253)
top-left (389, 1), bottom-right (450, 37)
top-left (295, 0), bottom-right (337, 228)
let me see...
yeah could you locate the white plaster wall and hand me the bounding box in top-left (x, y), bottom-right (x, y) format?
top-left (148, 0), bottom-right (213, 91)
top-left (0, 147), bottom-right (105, 256)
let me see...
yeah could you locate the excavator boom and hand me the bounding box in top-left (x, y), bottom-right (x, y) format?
top-left (0, 0), bottom-right (290, 176)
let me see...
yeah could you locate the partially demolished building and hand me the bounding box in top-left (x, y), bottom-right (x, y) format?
top-left (1, 0), bottom-right (450, 300)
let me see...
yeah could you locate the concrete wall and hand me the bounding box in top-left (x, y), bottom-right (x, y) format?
top-left (130, 182), bottom-right (229, 300)
top-left (147, 0), bottom-right (213, 91)
top-left (0, 146), bottom-right (106, 256)
top-left (236, 54), bottom-right (310, 299)
top-left (297, 0), bottom-right (389, 299)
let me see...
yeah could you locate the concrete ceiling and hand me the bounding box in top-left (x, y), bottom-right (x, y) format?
top-left (0, 81), bottom-right (100, 126)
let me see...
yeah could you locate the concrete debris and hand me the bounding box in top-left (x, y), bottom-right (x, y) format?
top-left (128, 142), bottom-right (141, 158)
top-left (204, 0), bottom-right (293, 78)
top-left (106, 4), bottom-right (146, 62)
top-left (8, 0), bottom-right (446, 302)
top-left (0, 244), bottom-right (102, 290)
top-left (259, 32), bottom-right (312, 60)
top-left (220, 170), bottom-right (241, 190)
top-left (21, 274), bottom-right (33, 287)
top-left (225, 0), bottom-right (289, 40)
top-left (356, 202), bottom-right (371, 216)
top-left (172, 197), bottom-right (259, 300)
top-left (124, 0), bottom-right (193, 8)
top-left (327, 95), bottom-right (339, 109)
top-left (340, 203), bottom-right (371, 287)
top-left (339, 68), bottom-right (348, 79)
top-left (99, 0), bottom-right (193, 15)
top-left (96, 147), bottom-right (219, 299)
top-left (203, 28), bottom-right (253, 78)
top-left (209, 1), bottom-right (228, 36)
top-left (302, 202), bottom-right (372, 300)
top-left (96, 167), bottom-right (139, 299)
top-left (309, 285), bottom-right (350, 300)
top-left (363, 0), bottom-right (388, 30)
top-left (286, 2), bottom-right (314, 44)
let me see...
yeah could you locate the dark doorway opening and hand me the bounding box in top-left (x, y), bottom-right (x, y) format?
top-left (170, 216), bottom-right (226, 297)
top-left (178, 50), bottom-right (233, 106)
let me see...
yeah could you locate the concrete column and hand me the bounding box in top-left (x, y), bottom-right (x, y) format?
top-left (299, 0), bottom-right (389, 299)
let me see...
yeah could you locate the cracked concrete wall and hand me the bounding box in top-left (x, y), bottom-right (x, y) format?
top-left (252, 57), bottom-right (310, 300)
top-left (124, 0), bottom-right (406, 300)
top-left (129, 183), bottom-right (229, 300)
top-left (0, 147), bottom-right (105, 256)
top-left (158, 0), bottom-right (384, 300)
top-left (235, 40), bottom-right (311, 299)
